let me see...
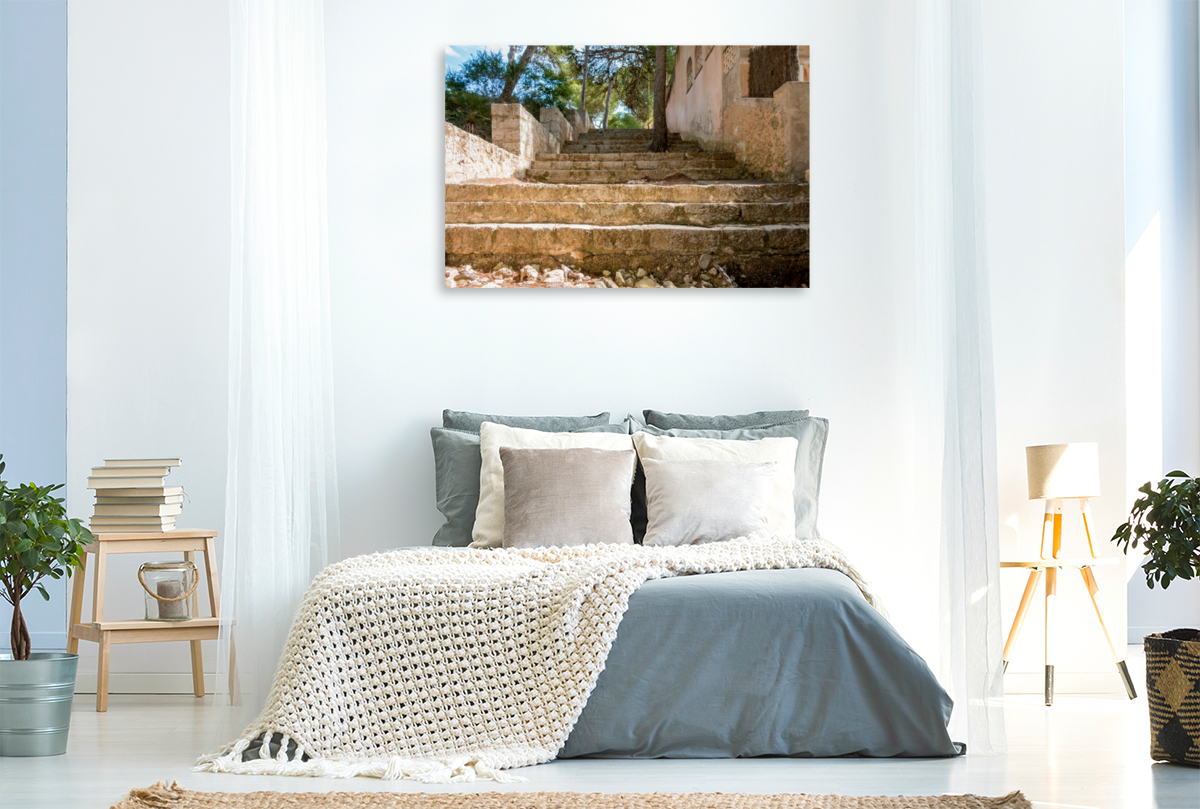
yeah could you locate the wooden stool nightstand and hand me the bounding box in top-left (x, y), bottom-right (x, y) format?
top-left (67, 530), bottom-right (234, 711)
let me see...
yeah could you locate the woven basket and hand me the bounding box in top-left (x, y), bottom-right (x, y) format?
top-left (1145, 629), bottom-right (1200, 766)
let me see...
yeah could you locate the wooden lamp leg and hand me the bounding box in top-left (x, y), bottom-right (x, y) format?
top-left (1045, 566), bottom-right (1057, 706)
top-left (1050, 500), bottom-right (1063, 559)
top-left (1080, 498), bottom-right (1098, 558)
top-left (1039, 501), bottom-right (1054, 559)
top-left (1003, 569), bottom-right (1043, 673)
top-left (1080, 566), bottom-right (1137, 699)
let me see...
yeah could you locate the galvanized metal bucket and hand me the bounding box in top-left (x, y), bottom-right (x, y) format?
top-left (0, 652), bottom-right (79, 756)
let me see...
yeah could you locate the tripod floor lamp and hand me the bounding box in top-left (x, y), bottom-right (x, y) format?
top-left (1001, 442), bottom-right (1138, 705)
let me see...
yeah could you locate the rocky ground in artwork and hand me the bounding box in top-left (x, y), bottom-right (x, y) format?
top-left (445, 261), bottom-right (737, 288)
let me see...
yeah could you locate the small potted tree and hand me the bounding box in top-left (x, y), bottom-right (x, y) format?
top-left (0, 454), bottom-right (93, 756)
top-left (1112, 470), bottom-right (1200, 767)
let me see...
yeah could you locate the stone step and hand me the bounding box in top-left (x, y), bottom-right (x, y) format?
top-left (535, 151), bottom-right (736, 163)
top-left (445, 182), bottom-right (809, 204)
top-left (574, 129), bottom-right (682, 138)
top-left (444, 222), bottom-right (809, 288)
top-left (565, 135), bottom-right (688, 143)
top-left (446, 199), bottom-right (809, 227)
top-left (563, 134), bottom-right (697, 154)
top-left (562, 143), bottom-right (705, 154)
top-left (533, 167), bottom-right (747, 184)
top-left (530, 158), bottom-right (739, 176)
top-left (569, 137), bottom-right (687, 146)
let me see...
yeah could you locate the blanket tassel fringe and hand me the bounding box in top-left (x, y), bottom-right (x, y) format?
top-left (193, 731), bottom-right (525, 783)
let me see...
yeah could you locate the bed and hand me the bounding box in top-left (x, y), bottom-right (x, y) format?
top-left (199, 409), bottom-right (961, 781)
top-left (562, 567), bottom-right (958, 759)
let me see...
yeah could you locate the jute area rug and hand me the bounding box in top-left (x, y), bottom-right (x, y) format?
top-left (111, 782), bottom-right (1032, 809)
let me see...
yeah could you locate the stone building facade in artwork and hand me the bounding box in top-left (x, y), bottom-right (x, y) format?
top-left (666, 45), bottom-right (809, 182)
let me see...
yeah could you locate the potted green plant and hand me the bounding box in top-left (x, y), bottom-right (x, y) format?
top-left (0, 453), bottom-right (93, 756)
top-left (1112, 470), bottom-right (1200, 767)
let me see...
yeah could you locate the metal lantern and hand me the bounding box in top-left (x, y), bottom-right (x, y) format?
top-left (138, 560), bottom-right (198, 621)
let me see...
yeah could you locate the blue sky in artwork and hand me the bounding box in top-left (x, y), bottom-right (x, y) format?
top-left (445, 46), bottom-right (509, 73)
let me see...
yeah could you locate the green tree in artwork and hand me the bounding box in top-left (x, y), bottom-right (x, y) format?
top-left (445, 70), bottom-right (494, 138)
top-left (446, 47), bottom-right (581, 140)
top-left (585, 46), bottom-right (676, 130)
top-left (604, 110), bottom-right (642, 130)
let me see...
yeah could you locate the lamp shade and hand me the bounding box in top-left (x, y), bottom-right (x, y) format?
top-left (1026, 443), bottom-right (1101, 500)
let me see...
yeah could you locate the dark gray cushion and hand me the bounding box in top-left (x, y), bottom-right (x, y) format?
top-left (641, 417), bottom-right (828, 540)
top-left (442, 409), bottom-right (611, 433)
top-left (431, 428), bottom-right (484, 547)
top-left (501, 447), bottom-right (636, 548)
top-left (642, 409), bottom-right (810, 430)
top-left (431, 422), bottom-right (630, 547)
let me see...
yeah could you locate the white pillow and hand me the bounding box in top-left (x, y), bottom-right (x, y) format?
top-left (641, 458), bottom-right (777, 546)
top-left (470, 422), bottom-right (635, 549)
top-left (632, 431), bottom-right (798, 540)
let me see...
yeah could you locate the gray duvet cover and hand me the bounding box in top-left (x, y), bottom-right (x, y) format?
top-left (559, 567), bottom-right (960, 759)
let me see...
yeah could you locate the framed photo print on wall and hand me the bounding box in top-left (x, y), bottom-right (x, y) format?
top-left (445, 46), bottom-right (809, 288)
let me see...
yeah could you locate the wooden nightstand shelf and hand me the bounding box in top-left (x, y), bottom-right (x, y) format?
top-left (67, 530), bottom-right (234, 711)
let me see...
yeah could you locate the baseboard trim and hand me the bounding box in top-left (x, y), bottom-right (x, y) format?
top-left (73, 671), bottom-right (218, 695)
top-left (28, 632), bottom-right (67, 652)
top-left (1128, 625), bottom-right (1190, 643)
top-left (1004, 671), bottom-right (1127, 695)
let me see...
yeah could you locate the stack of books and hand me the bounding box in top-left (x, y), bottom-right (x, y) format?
top-left (87, 459), bottom-right (184, 533)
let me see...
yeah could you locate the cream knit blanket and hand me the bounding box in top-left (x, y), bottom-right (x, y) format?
top-left (196, 536), bottom-right (878, 782)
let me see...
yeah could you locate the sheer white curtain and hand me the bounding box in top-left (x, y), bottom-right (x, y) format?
top-left (915, 0), bottom-right (1007, 754)
top-left (216, 0), bottom-right (339, 720)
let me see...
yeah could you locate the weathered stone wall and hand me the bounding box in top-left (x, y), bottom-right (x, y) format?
top-left (666, 45), bottom-right (726, 143)
top-left (539, 107), bottom-right (575, 145)
top-left (444, 122), bottom-right (522, 183)
top-left (721, 80), bottom-right (810, 181)
top-left (566, 106), bottom-right (590, 135)
top-left (658, 45), bottom-right (807, 182)
top-left (722, 98), bottom-right (787, 180)
top-left (778, 80), bottom-right (810, 177)
top-left (491, 103), bottom-right (561, 176)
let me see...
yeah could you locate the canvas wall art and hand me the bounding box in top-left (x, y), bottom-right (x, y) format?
top-left (445, 46), bottom-right (809, 288)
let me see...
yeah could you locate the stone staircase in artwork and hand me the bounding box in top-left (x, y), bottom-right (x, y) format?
top-left (562, 129), bottom-right (702, 154)
top-left (532, 129), bottom-right (743, 184)
top-left (445, 128), bottom-right (810, 287)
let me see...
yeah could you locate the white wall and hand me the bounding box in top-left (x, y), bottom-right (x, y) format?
top-left (324, 0), bottom-right (935, 647)
top-left (1123, 0), bottom-right (1200, 641)
top-left (66, 0), bottom-right (230, 688)
top-left (65, 0), bottom-right (1134, 693)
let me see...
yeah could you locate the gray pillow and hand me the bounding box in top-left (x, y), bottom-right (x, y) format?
top-left (641, 417), bottom-right (828, 539)
top-left (431, 427), bottom-right (483, 547)
top-left (642, 409), bottom-right (810, 430)
top-left (500, 447), bottom-right (636, 548)
top-left (431, 422), bottom-right (630, 547)
top-left (641, 458), bottom-right (776, 546)
top-left (443, 409), bottom-right (611, 433)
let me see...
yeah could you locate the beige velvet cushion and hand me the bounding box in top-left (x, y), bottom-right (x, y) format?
top-left (641, 458), bottom-right (777, 546)
top-left (500, 447), bottom-right (637, 549)
top-left (471, 422), bottom-right (635, 549)
top-left (632, 431), bottom-right (798, 540)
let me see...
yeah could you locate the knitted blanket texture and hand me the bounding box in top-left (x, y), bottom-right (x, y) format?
top-left (196, 536), bottom-right (877, 782)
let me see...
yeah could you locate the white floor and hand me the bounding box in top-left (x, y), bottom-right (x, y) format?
top-left (3, 646), bottom-right (1196, 809)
